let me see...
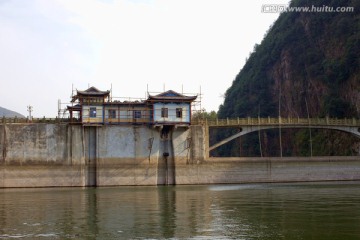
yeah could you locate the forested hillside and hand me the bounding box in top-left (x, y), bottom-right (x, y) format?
top-left (215, 0), bottom-right (360, 157)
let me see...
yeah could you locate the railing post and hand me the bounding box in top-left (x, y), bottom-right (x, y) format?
top-left (227, 118), bottom-right (229, 125)
top-left (268, 116), bottom-right (271, 124)
top-left (237, 117), bottom-right (239, 125)
top-left (216, 118), bottom-right (218, 125)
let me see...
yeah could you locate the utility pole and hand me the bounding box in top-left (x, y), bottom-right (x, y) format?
top-left (27, 105), bottom-right (33, 121)
top-left (58, 99), bottom-right (61, 118)
top-left (258, 105), bottom-right (263, 157)
top-left (305, 98), bottom-right (313, 157)
top-left (278, 80), bottom-right (283, 158)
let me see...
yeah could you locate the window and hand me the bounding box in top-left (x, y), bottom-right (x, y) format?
top-left (134, 110), bottom-right (142, 119)
top-left (90, 107), bottom-right (96, 118)
top-left (176, 108), bottom-right (182, 118)
top-left (161, 108), bottom-right (168, 118)
top-left (108, 109), bottom-right (116, 118)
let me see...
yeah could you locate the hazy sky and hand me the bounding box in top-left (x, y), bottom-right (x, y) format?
top-left (0, 0), bottom-right (289, 117)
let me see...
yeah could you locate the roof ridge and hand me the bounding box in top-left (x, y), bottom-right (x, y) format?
top-left (153, 89), bottom-right (185, 97)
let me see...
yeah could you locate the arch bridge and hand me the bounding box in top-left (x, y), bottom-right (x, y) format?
top-left (192, 117), bottom-right (360, 153)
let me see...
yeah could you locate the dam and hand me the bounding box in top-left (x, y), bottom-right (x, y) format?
top-left (1, 86), bottom-right (360, 188)
top-left (0, 123), bottom-right (204, 187)
top-left (1, 122), bottom-right (360, 188)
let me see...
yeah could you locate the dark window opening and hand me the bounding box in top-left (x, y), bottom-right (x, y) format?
top-left (108, 109), bottom-right (116, 118)
top-left (176, 108), bottom-right (182, 118)
top-left (90, 107), bottom-right (96, 118)
top-left (161, 108), bottom-right (168, 118)
top-left (134, 110), bottom-right (142, 119)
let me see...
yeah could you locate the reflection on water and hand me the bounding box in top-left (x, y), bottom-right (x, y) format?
top-left (1, 182), bottom-right (360, 239)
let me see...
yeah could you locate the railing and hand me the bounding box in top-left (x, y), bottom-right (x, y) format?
top-left (0, 117), bottom-right (81, 124)
top-left (191, 117), bottom-right (360, 127)
top-left (1, 116), bottom-right (360, 127)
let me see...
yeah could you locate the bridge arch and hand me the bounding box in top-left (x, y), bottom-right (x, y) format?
top-left (206, 118), bottom-right (360, 152)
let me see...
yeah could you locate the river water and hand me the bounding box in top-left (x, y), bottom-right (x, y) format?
top-left (1, 182), bottom-right (360, 239)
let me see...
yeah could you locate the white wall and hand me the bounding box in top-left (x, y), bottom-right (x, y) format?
top-left (153, 103), bottom-right (190, 123)
top-left (82, 106), bottom-right (103, 123)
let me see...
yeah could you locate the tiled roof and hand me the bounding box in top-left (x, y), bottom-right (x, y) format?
top-left (148, 90), bottom-right (197, 101)
top-left (76, 86), bottom-right (110, 96)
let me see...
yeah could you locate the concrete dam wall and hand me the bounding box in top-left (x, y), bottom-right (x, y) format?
top-left (1, 123), bottom-right (360, 187)
top-left (0, 123), bottom-right (207, 187)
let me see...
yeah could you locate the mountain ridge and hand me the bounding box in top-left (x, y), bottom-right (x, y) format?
top-left (0, 106), bottom-right (25, 118)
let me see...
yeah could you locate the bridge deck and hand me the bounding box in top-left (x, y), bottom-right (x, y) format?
top-left (2, 117), bottom-right (360, 127)
top-left (192, 117), bottom-right (360, 127)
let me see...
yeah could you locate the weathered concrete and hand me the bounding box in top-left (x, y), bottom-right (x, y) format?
top-left (0, 124), bottom-right (86, 187)
top-left (1, 123), bottom-right (360, 188)
top-left (174, 157), bottom-right (360, 184)
top-left (3, 124), bottom-right (67, 164)
top-left (96, 125), bottom-right (161, 186)
top-left (188, 125), bottom-right (207, 163)
top-left (0, 165), bottom-right (85, 187)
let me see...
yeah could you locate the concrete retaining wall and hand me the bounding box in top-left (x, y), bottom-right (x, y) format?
top-left (96, 125), bottom-right (161, 186)
top-left (174, 157), bottom-right (360, 184)
top-left (1, 123), bottom-right (359, 187)
top-left (0, 124), bottom-right (86, 187)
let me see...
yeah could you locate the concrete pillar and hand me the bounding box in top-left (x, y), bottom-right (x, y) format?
top-left (84, 126), bottom-right (97, 186)
top-left (158, 126), bottom-right (175, 185)
top-left (189, 125), bottom-right (207, 162)
top-left (204, 124), bottom-right (209, 160)
top-left (0, 124), bottom-right (5, 164)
